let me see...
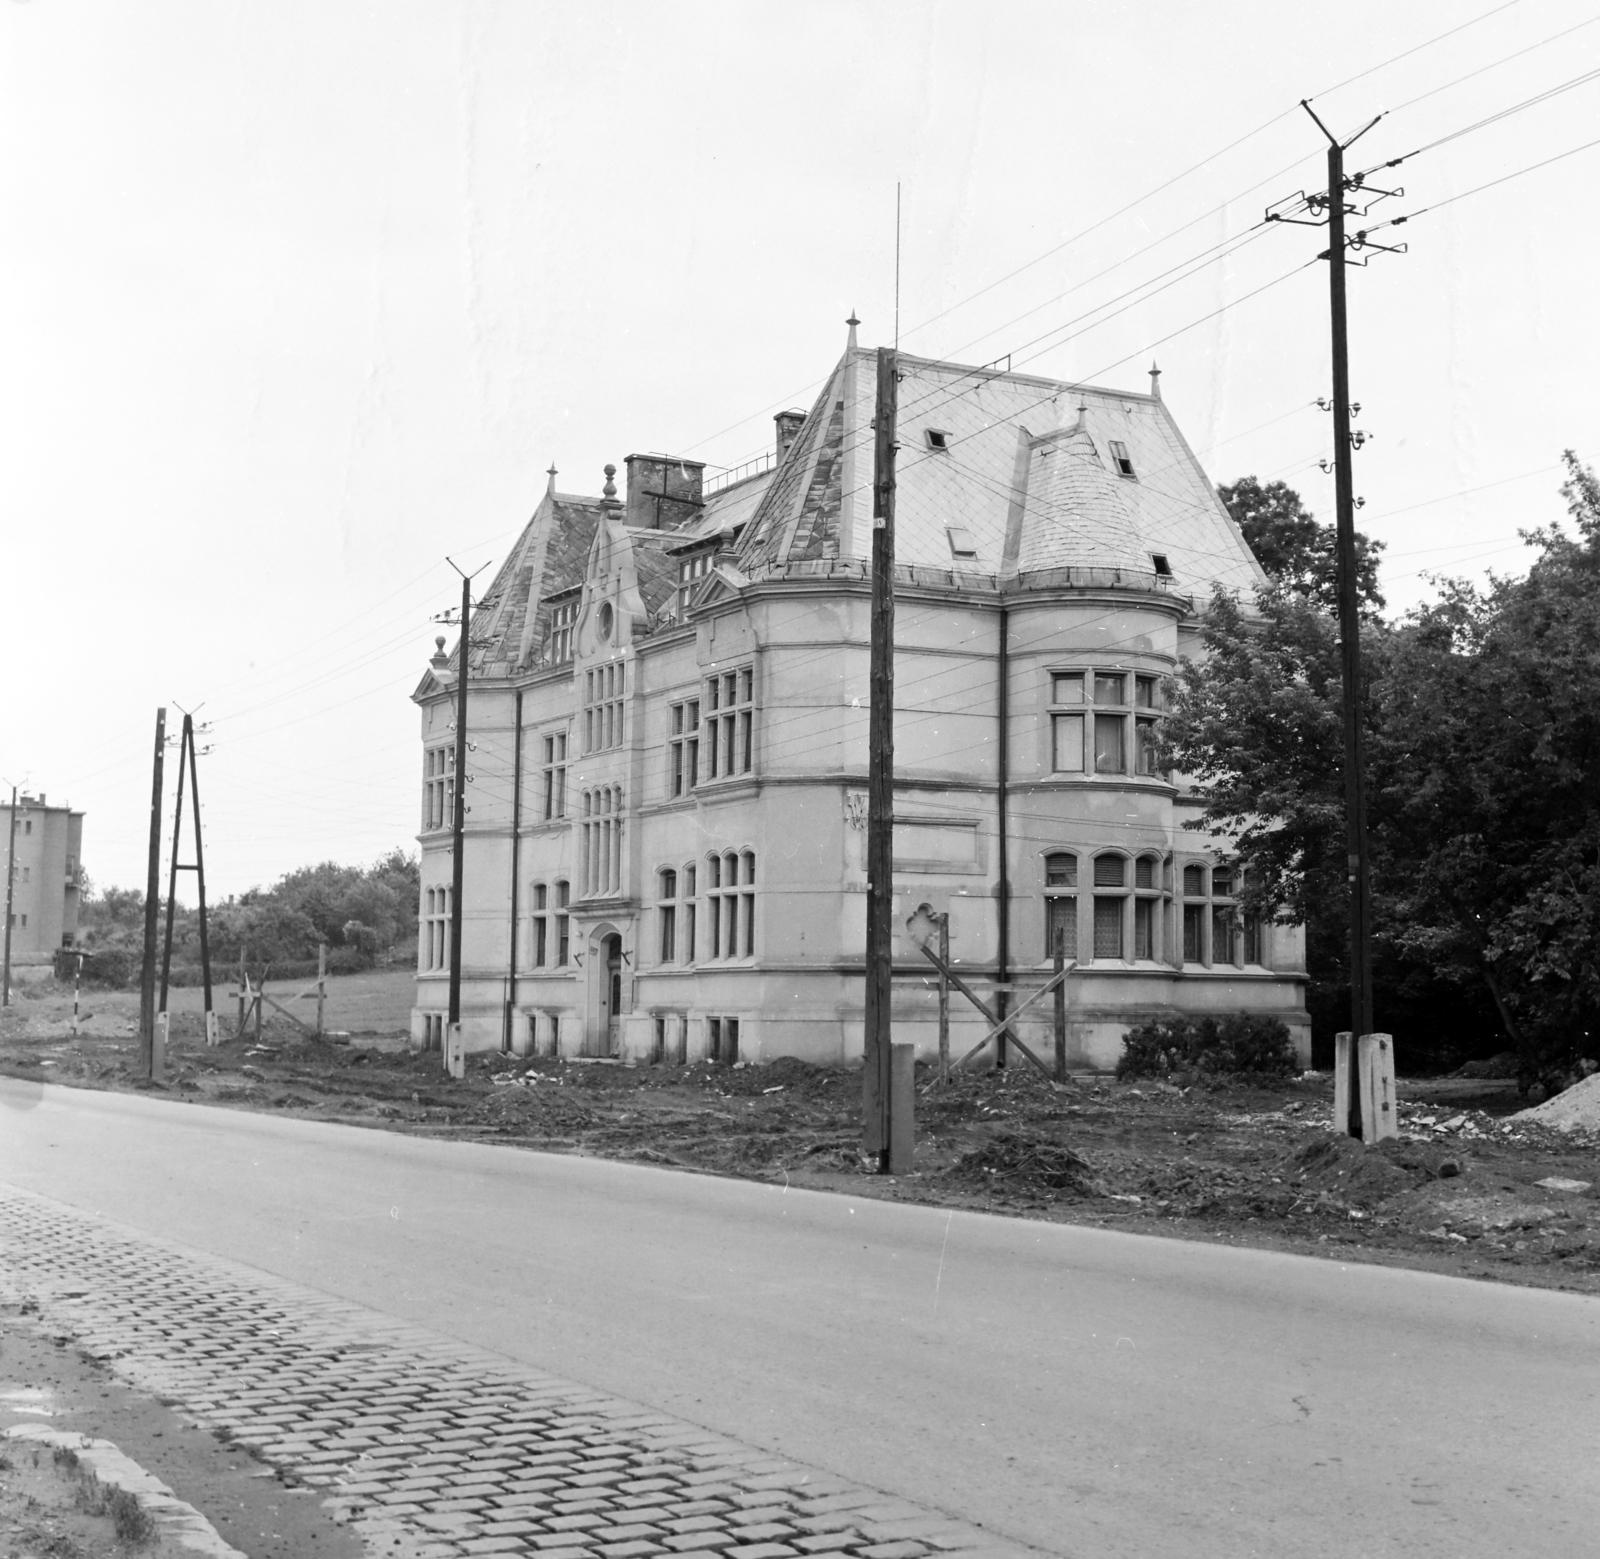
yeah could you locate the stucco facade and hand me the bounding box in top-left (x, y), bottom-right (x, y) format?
top-left (411, 335), bottom-right (1309, 1070)
top-left (4, 794), bottom-right (84, 962)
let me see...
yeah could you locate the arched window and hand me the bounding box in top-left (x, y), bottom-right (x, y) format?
top-left (1091, 854), bottom-right (1126, 960)
top-left (1043, 853), bottom-right (1077, 960)
top-left (706, 849), bottom-right (756, 959)
top-left (1134, 855), bottom-right (1162, 960)
top-left (658, 869), bottom-right (678, 963)
top-left (554, 880), bottom-right (570, 966)
top-left (682, 862), bottom-right (698, 963)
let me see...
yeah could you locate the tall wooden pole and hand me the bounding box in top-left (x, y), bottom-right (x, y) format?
top-left (1324, 135), bottom-right (1375, 1136)
top-left (138, 708), bottom-right (166, 1078)
top-left (159, 716), bottom-right (189, 1014)
top-left (448, 571), bottom-right (470, 1036)
top-left (186, 722), bottom-right (215, 1034)
top-left (1, 786), bottom-right (16, 1009)
top-left (863, 345), bottom-right (898, 1164)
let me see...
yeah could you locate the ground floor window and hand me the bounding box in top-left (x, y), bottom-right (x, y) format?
top-left (423, 887), bottom-right (451, 971)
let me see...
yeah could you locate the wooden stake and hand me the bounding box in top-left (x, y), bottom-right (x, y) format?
top-left (316, 942), bottom-right (326, 1038)
top-left (937, 912), bottom-right (950, 1085)
top-left (1054, 931), bottom-right (1068, 1081)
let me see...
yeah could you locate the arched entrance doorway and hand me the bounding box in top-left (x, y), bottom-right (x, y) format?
top-left (585, 924), bottom-right (626, 1057)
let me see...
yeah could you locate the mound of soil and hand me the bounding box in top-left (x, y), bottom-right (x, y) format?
top-left (1283, 1133), bottom-right (1418, 1209)
top-left (1514, 1072), bottom-right (1600, 1134)
top-left (950, 1132), bottom-right (1097, 1194)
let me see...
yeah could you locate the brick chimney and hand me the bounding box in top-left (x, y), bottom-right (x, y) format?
top-left (774, 410), bottom-right (807, 463)
top-left (625, 453), bottom-right (705, 530)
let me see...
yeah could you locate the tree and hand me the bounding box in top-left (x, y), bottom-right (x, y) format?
top-left (1172, 455), bottom-right (1600, 1085)
top-left (1219, 476), bottom-right (1386, 614)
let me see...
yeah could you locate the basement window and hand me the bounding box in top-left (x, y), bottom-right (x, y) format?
top-left (924, 428), bottom-right (951, 452)
top-left (946, 526), bottom-right (978, 560)
top-left (1109, 439), bottom-right (1136, 478)
top-left (1150, 553), bottom-right (1172, 577)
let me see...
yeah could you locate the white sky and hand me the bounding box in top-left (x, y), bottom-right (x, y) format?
top-left (4, 0), bottom-right (1597, 899)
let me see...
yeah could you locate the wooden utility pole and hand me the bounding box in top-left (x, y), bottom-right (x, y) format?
top-left (158, 718), bottom-right (188, 1013)
top-left (448, 568), bottom-right (471, 1041)
top-left (1270, 105), bottom-right (1399, 1137)
top-left (138, 708), bottom-right (166, 1078)
top-left (1, 785), bottom-right (16, 1009)
top-left (1307, 104), bottom-right (1380, 1136)
top-left (862, 344), bottom-right (898, 1164)
top-left (186, 716), bottom-right (215, 1042)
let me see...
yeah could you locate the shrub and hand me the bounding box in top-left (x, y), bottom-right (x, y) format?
top-left (1117, 1012), bottom-right (1298, 1081)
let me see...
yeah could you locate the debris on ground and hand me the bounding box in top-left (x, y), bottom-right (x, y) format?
top-left (949, 1132), bottom-right (1098, 1195)
top-left (4, 987), bottom-right (1600, 1295)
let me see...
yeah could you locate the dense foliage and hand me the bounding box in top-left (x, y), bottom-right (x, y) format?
top-left (1172, 455), bottom-right (1600, 1087)
top-left (1117, 1013), bottom-right (1299, 1081)
top-left (77, 849), bottom-right (419, 984)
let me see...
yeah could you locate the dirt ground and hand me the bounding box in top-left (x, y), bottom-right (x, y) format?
top-left (2, 978), bottom-right (1598, 1298)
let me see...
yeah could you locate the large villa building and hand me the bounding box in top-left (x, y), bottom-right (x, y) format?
top-left (411, 325), bottom-right (1309, 1070)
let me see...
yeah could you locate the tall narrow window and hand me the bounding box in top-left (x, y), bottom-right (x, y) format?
top-left (658, 869), bottom-right (678, 963)
top-left (423, 747), bottom-right (454, 830)
top-left (1133, 853), bottom-right (1161, 960)
top-left (683, 863), bottom-right (697, 963)
top-left (531, 883), bottom-right (548, 967)
top-left (584, 662), bottom-right (626, 753)
top-left (1093, 676), bottom-right (1128, 774)
top-left (1044, 852), bottom-right (1077, 960)
top-left (1050, 673), bottom-right (1085, 774)
top-left (555, 881), bottom-right (570, 966)
top-left (740, 852), bottom-right (756, 958)
top-left (546, 598), bottom-right (577, 664)
top-left (704, 667), bottom-right (754, 780)
top-left (1092, 854), bottom-right (1126, 960)
top-left (669, 698), bottom-right (700, 796)
top-left (542, 733), bottom-right (568, 820)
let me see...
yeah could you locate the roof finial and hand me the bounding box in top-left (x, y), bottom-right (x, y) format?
top-left (602, 463), bottom-right (619, 505)
top-left (546, 463), bottom-right (558, 493)
top-left (846, 311), bottom-right (860, 351)
top-left (1149, 362), bottom-right (1162, 400)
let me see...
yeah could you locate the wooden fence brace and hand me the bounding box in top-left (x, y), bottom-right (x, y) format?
top-left (1054, 932), bottom-right (1068, 1081)
top-left (937, 913), bottom-right (950, 1085)
top-left (916, 941), bottom-right (1071, 1086)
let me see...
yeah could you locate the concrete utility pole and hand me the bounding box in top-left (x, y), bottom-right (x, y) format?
top-left (863, 344), bottom-right (898, 1166)
top-left (2, 784), bottom-right (16, 1008)
top-left (1271, 103), bottom-right (1404, 1136)
top-left (138, 708), bottom-right (167, 1078)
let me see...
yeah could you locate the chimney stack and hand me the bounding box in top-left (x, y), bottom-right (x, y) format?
top-left (774, 409), bottom-right (807, 463)
top-left (624, 453), bottom-right (705, 530)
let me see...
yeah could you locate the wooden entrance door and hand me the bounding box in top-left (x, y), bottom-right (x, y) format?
top-left (603, 934), bottom-right (622, 1057)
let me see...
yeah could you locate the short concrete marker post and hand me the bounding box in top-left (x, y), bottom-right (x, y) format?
top-left (1333, 1030), bottom-right (1352, 1133)
top-left (888, 1041), bottom-right (915, 1175)
top-left (445, 1022), bottom-right (465, 1080)
top-left (1358, 1032), bottom-right (1398, 1143)
top-left (153, 1012), bottom-right (169, 1083)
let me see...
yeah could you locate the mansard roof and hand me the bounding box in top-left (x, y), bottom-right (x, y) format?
top-left (735, 345), bottom-right (1267, 596)
top-left (419, 332), bottom-right (1268, 700)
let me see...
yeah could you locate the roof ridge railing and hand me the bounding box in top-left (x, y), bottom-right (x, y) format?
top-left (702, 449), bottom-right (775, 497)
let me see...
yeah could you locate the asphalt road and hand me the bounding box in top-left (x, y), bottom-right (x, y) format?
top-left (2, 1079), bottom-right (1596, 1559)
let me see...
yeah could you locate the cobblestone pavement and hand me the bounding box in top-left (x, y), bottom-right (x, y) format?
top-left (0, 1188), bottom-right (1046, 1559)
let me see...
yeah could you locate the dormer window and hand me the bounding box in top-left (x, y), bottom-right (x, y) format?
top-left (924, 429), bottom-right (951, 452)
top-left (947, 526), bottom-right (978, 560)
top-left (1151, 553), bottom-right (1172, 577)
top-left (1108, 440), bottom-right (1136, 478)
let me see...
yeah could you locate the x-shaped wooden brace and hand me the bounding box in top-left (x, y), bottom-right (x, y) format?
top-left (916, 941), bottom-right (1074, 1089)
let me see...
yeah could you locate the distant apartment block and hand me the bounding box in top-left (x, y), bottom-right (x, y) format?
top-left (5, 794), bottom-right (84, 959)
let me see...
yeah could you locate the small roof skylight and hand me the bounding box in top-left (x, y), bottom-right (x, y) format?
top-left (947, 526), bottom-right (978, 559)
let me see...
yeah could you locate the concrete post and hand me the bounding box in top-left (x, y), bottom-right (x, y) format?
top-left (888, 1041), bottom-right (915, 1176)
top-left (1357, 1033), bottom-right (1398, 1143)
